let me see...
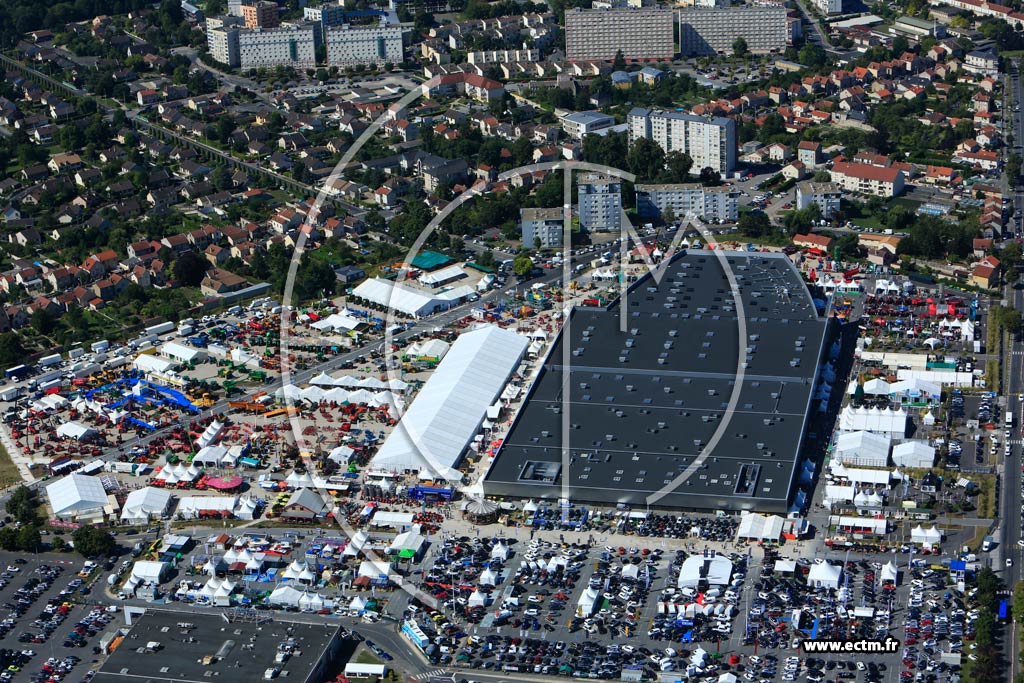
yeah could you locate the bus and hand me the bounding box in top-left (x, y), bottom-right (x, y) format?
top-left (1007, 411), bottom-right (1014, 429)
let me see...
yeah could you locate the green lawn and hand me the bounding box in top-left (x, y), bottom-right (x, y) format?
top-left (0, 443), bottom-right (23, 489)
top-left (855, 216), bottom-right (885, 231)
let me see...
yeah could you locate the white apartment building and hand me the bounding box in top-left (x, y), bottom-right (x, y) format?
top-left (578, 174), bottom-right (622, 232)
top-left (796, 182), bottom-right (843, 218)
top-left (521, 208), bottom-right (564, 249)
top-left (238, 23), bottom-right (316, 69)
top-left (627, 107), bottom-right (737, 175)
top-left (635, 183), bottom-right (740, 222)
top-left (813, 0), bottom-right (843, 14)
top-left (677, 6), bottom-right (788, 55)
top-left (466, 49), bottom-right (540, 64)
top-left (207, 17), bottom-right (241, 66)
top-left (208, 18), bottom-right (317, 69)
top-left (829, 163), bottom-right (905, 198)
top-left (326, 22), bottom-right (403, 66)
top-left (564, 7), bottom-right (675, 62)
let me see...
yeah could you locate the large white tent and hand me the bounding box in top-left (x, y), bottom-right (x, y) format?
top-left (736, 513), bottom-right (786, 542)
top-left (892, 441), bottom-right (936, 468)
top-left (131, 561), bottom-right (170, 583)
top-left (807, 561), bottom-right (842, 589)
top-left (370, 325), bottom-right (528, 480)
top-left (678, 553), bottom-right (733, 588)
top-left (834, 430), bottom-right (891, 468)
top-left (46, 473), bottom-right (108, 519)
top-left (120, 487), bottom-right (172, 523)
top-left (353, 278), bottom-right (467, 318)
top-left (56, 421), bottom-right (97, 441)
top-left (161, 341), bottom-right (206, 363)
top-left (133, 354), bottom-right (176, 374)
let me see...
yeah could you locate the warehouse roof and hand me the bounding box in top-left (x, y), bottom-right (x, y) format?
top-left (485, 251), bottom-right (829, 509)
top-left (92, 610), bottom-right (338, 683)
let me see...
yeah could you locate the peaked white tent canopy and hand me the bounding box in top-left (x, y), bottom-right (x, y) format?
top-left (910, 525), bottom-right (943, 545)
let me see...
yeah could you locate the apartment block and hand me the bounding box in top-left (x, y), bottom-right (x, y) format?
top-left (578, 174), bottom-right (622, 232)
top-left (796, 182), bottom-right (843, 218)
top-left (521, 208), bottom-right (564, 249)
top-left (240, 24), bottom-right (316, 69)
top-left (627, 107), bottom-right (737, 175)
top-left (326, 22), bottom-right (403, 66)
top-left (466, 49), bottom-right (540, 64)
top-left (241, 1), bottom-right (279, 28)
top-left (829, 163), bottom-right (904, 198)
top-left (564, 8), bottom-right (674, 62)
top-left (635, 183), bottom-right (740, 222)
top-left (677, 6), bottom-right (787, 55)
top-left (207, 17), bottom-right (242, 66)
top-left (813, 0), bottom-right (843, 14)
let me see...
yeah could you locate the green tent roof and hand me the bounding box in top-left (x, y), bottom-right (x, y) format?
top-left (411, 251), bottom-right (453, 271)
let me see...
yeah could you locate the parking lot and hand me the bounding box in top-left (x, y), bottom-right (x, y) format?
top-left (0, 552), bottom-right (124, 683)
top-left (389, 528), bottom-right (968, 683)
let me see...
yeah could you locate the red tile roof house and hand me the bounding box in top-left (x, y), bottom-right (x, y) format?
top-left (793, 233), bottom-right (834, 250)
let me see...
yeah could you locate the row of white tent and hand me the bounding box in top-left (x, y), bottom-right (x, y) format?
top-left (275, 384), bottom-right (404, 410)
top-left (309, 373), bottom-right (408, 392)
top-left (155, 463), bottom-right (202, 484)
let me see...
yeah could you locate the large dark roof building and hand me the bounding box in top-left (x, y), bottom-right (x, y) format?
top-left (484, 250), bottom-right (832, 513)
top-left (92, 610), bottom-right (347, 683)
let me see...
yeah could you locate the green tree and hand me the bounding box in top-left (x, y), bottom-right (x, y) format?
top-left (663, 152), bottom-right (693, 182)
top-left (172, 251), bottom-right (209, 287)
top-left (738, 211), bottom-right (772, 237)
top-left (0, 527), bottom-right (16, 552)
top-left (0, 334), bottom-right (26, 368)
top-left (5, 486), bottom-right (36, 525)
top-left (30, 309), bottom-right (54, 336)
top-left (16, 526), bottom-right (39, 553)
top-left (733, 36), bottom-right (749, 57)
top-left (626, 138), bottom-right (665, 181)
top-left (799, 43), bottom-right (826, 68)
top-left (512, 255), bottom-right (534, 276)
top-left (612, 49), bottom-right (626, 72)
top-left (478, 250), bottom-right (496, 268)
top-left (71, 525), bottom-right (116, 558)
top-left (1008, 154), bottom-right (1022, 184)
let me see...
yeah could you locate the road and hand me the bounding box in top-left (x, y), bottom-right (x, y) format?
top-left (1008, 59), bottom-right (1024, 237)
top-left (794, 0), bottom-right (829, 50)
top-left (1004, 58), bottom-right (1023, 683)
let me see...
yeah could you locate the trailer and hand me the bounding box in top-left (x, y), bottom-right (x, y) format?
top-left (4, 364), bottom-right (29, 380)
top-left (91, 340), bottom-right (110, 354)
top-left (68, 347), bottom-right (85, 360)
top-left (38, 354), bottom-right (62, 368)
top-left (145, 321), bottom-right (175, 336)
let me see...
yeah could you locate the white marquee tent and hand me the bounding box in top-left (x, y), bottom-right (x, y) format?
top-left (370, 325), bottom-right (528, 480)
top-left (834, 430), bottom-right (891, 468)
top-left (807, 561), bottom-right (842, 589)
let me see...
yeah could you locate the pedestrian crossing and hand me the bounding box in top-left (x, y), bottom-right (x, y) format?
top-left (417, 669), bottom-right (453, 681)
